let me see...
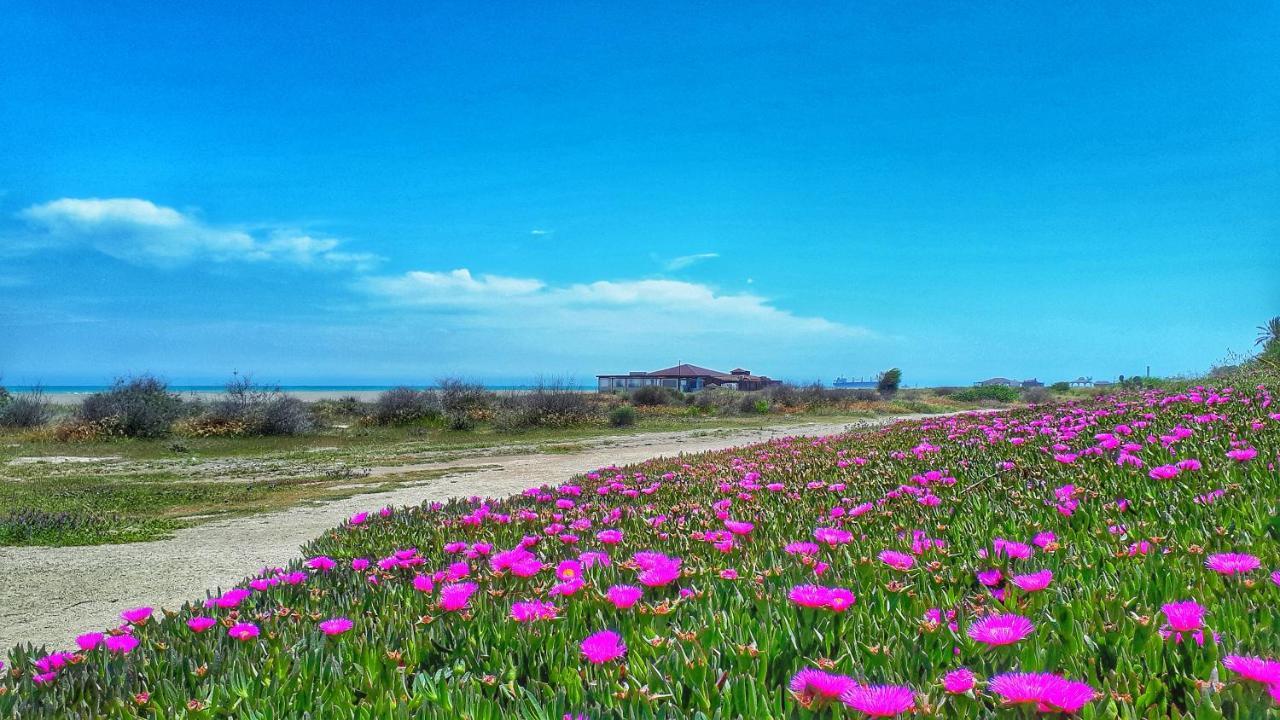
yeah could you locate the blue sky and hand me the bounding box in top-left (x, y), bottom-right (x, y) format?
top-left (1, 2), bottom-right (1276, 387)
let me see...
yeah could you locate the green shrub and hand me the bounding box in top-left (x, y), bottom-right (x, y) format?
top-left (1050, 382), bottom-right (1071, 392)
top-left (0, 390), bottom-right (51, 428)
top-left (878, 368), bottom-right (902, 398)
top-left (438, 378), bottom-right (494, 430)
top-left (79, 375), bottom-right (184, 438)
top-left (207, 375), bottom-right (313, 436)
top-left (631, 386), bottom-right (680, 406)
top-left (952, 385), bottom-right (1020, 403)
top-left (371, 387), bottom-right (440, 425)
top-left (608, 405), bottom-right (637, 427)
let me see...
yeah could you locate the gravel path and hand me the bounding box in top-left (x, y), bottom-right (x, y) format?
top-left (0, 415), bottom-right (936, 653)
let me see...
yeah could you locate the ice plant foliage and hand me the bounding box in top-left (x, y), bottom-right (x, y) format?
top-left (2, 387), bottom-right (1279, 717)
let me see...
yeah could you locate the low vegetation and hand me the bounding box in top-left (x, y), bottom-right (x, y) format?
top-left (2, 387), bottom-right (1277, 717)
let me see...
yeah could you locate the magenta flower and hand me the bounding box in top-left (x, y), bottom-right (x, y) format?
top-left (1222, 655), bottom-right (1280, 684)
top-left (511, 600), bottom-right (558, 623)
top-left (1272, 570), bottom-right (1280, 587)
top-left (988, 672), bottom-right (1096, 713)
top-left (633, 551), bottom-right (682, 587)
top-left (1205, 553), bottom-right (1261, 575)
top-left (413, 574), bottom-right (435, 593)
top-left (605, 585), bottom-right (643, 609)
top-left (120, 607), bottom-right (152, 625)
top-left (307, 556), bottom-right (337, 572)
top-left (976, 568), bottom-right (1003, 587)
top-left (104, 634), bottom-right (139, 655)
top-left (228, 623), bottom-right (260, 641)
top-left (1148, 465), bottom-right (1179, 480)
top-left (878, 550), bottom-right (915, 571)
top-left (968, 613), bottom-right (1035, 647)
top-left (595, 529), bottom-right (623, 544)
top-left (580, 630), bottom-right (626, 664)
top-left (439, 582), bottom-right (479, 612)
top-left (942, 668), bottom-right (976, 694)
top-left (318, 617), bottom-right (354, 636)
top-left (75, 633), bottom-right (104, 651)
top-left (839, 684), bottom-right (916, 717)
top-left (724, 519), bottom-right (754, 535)
top-left (1161, 600), bottom-right (1205, 633)
top-left (1010, 569), bottom-right (1053, 592)
top-left (788, 585), bottom-right (855, 612)
top-left (556, 559), bottom-right (583, 582)
top-left (814, 526), bottom-right (853, 546)
top-left (789, 668), bottom-right (856, 704)
top-left (187, 617), bottom-right (217, 633)
top-left (1226, 447), bottom-right (1258, 462)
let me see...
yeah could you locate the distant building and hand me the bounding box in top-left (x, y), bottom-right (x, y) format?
top-left (975, 377), bottom-right (1020, 388)
top-left (1021, 378), bottom-right (1044, 388)
top-left (833, 376), bottom-right (878, 389)
top-left (597, 364), bottom-right (780, 393)
top-left (1067, 376), bottom-right (1094, 387)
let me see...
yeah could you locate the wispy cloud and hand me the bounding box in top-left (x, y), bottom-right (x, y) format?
top-left (14, 198), bottom-right (381, 270)
top-left (664, 252), bottom-right (719, 271)
top-left (530, 229), bottom-right (553, 236)
top-left (362, 268), bottom-right (869, 343)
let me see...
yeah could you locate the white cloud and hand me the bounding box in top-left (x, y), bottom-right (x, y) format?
top-left (664, 252), bottom-right (719, 271)
top-left (361, 268), bottom-right (868, 342)
top-left (16, 198), bottom-right (379, 270)
top-left (530, 229), bottom-right (553, 236)
top-left (363, 269), bottom-right (546, 307)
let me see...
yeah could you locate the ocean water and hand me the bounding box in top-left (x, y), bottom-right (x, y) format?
top-left (8, 384), bottom-right (595, 397)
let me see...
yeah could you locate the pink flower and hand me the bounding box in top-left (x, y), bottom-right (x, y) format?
top-left (1010, 569), bottom-right (1053, 592)
top-left (1223, 655), bottom-right (1280, 684)
top-left (1205, 553), bottom-right (1261, 575)
top-left (439, 582), bottom-right (479, 612)
top-left (878, 550), bottom-right (915, 571)
top-left (1161, 600), bottom-right (1205, 633)
top-left (187, 617), bottom-right (217, 633)
top-left (633, 551), bottom-right (682, 587)
top-left (228, 623), bottom-right (260, 641)
top-left (307, 556), bottom-right (336, 572)
top-left (1226, 447), bottom-right (1258, 462)
top-left (789, 668), bottom-right (856, 704)
top-left (605, 585), bottom-right (643, 609)
top-left (595, 529), bottom-right (623, 544)
top-left (1148, 465), bottom-right (1179, 480)
top-left (318, 617), bottom-right (353, 636)
top-left (839, 684), bottom-right (916, 717)
top-left (104, 634), bottom-right (139, 655)
top-left (814, 526), bottom-right (853, 546)
top-left (580, 630), bottom-right (626, 663)
top-left (351, 558), bottom-right (370, 571)
top-left (75, 633), bottom-right (104, 651)
top-left (511, 600), bottom-right (558, 623)
top-left (349, 512), bottom-right (368, 525)
top-left (719, 568), bottom-right (739, 580)
top-left (120, 606), bottom-right (152, 625)
top-left (976, 568), bottom-right (1003, 587)
top-left (556, 560), bottom-right (583, 582)
top-left (724, 519), bottom-right (754, 535)
top-left (968, 613), bottom-right (1035, 647)
top-left (789, 584), bottom-right (856, 612)
top-left (988, 672), bottom-right (1095, 713)
top-left (942, 668), bottom-right (976, 694)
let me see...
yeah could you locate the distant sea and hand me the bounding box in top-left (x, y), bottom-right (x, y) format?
top-left (9, 384), bottom-right (595, 404)
top-left (9, 385), bottom-right (588, 393)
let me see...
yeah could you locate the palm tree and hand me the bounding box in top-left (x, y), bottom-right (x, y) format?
top-left (1256, 316), bottom-right (1280, 348)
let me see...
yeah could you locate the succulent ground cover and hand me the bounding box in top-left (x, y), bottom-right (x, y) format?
top-left (2, 388), bottom-right (1278, 718)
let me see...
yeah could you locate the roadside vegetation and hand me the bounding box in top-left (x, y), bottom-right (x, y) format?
top-left (2, 385), bottom-right (1277, 717)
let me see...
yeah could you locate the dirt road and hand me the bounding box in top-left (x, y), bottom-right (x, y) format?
top-left (0, 415), bottom-right (935, 653)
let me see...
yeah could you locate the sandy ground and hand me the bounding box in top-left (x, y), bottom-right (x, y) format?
top-left (0, 415), bottom-right (938, 653)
